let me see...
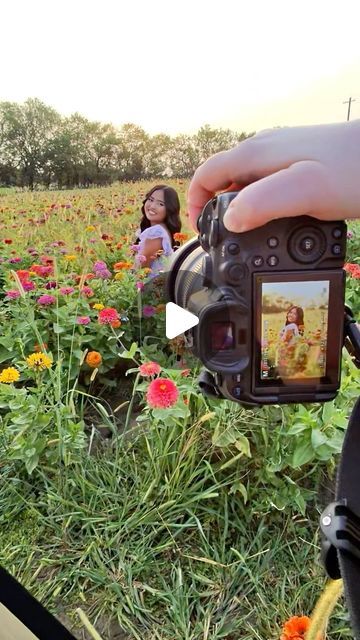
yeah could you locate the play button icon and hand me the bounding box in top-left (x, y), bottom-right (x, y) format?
top-left (165, 302), bottom-right (199, 340)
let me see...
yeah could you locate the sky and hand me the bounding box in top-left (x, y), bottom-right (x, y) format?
top-left (1, 0), bottom-right (360, 136)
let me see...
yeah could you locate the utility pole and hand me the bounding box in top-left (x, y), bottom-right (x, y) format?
top-left (343, 97), bottom-right (356, 121)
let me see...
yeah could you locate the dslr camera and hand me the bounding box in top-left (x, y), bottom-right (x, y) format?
top-left (167, 191), bottom-right (359, 406)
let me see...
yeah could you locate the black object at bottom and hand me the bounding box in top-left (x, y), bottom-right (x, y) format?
top-left (321, 397), bottom-right (360, 639)
top-left (0, 566), bottom-right (76, 639)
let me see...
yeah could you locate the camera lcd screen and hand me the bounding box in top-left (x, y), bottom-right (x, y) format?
top-left (253, 271), bottom-right (344, 390)
top-left (211, 322), bottom-right (235, 351)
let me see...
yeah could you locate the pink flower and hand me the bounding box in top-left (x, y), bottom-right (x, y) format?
top-left (139, 362), bottom-right (161, 377)
top-left (81, 286), bottom-right (94, 297)
top-left (77, 316), bottom-right (91, 325)
top-left (143, 305), bottom-right (156, 317)
top-left (98, 307), bottom-right (119, 325)
top-left (37, 294), bottom-right (56, 305)
top-left (22, 280), bottom-right (36, 291)
top-left (136, 282), bottom-right (144, 291)
top-left (5, 289), bottom-right (21, 299)
top-left (146, 378), bottom-right (179, 409)
top-left (59, 286), bottom-right (74, 295)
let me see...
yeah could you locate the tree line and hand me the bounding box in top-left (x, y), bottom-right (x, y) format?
top-left (0, 98), bottom-right (254, 189)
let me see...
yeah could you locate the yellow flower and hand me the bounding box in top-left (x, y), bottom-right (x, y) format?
top-left (114, 272), bottom-right (124, 280)
top-left (26, 352), bottom-right (53, 370)
top-left (64, 254), bottom-right (77, 262)
top-left (0, 367), bottom-right (20, 383)
top-left (86, 225), bottom-right (96, 232)
top-left (93, 303), bottom-right (105, 310)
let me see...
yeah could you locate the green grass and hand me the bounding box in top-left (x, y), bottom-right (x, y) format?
top-left (0, 420), bottom-right (353, 640)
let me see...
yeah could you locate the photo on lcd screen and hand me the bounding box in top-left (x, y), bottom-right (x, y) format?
top-left (260, 280), bottom-right (329, 380)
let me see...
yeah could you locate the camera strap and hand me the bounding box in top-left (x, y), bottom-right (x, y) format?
top-left (320, 396), bottom-right (360, 639)
top-left (0, 565), bottom-right (76, 639)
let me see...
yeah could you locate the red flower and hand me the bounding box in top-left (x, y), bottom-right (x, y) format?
top-left (139, 362), bottom-right (161, 377)
top-left (146, 378), bottom-right (179, 408)
top-left (98, 307), bottom-right (119, 325)
top-left (344, 262), bottom-right (360, 278)
top-left (280, 616), bottom-right (312, 640)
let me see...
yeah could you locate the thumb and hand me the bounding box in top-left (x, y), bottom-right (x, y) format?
top-left (223, 161), bottom-right (334, 232)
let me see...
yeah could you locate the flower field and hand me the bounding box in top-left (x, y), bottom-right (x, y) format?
top-left (0, 181), bottom-right (359, 639)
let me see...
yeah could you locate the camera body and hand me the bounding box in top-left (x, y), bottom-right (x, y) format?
top-left (167, 192), bottom-right (347, 405)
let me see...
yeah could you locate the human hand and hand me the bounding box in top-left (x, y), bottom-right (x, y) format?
top-left (187, 120), bottom-right (360, 233)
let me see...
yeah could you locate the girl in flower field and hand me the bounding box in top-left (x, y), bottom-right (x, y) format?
top-left (134, 184), bottom-right (181, 273)
top-left (279, 305), bottom-right (305, 343)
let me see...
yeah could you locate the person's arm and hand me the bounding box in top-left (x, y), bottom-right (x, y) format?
top-left (138, 237), bottom-right (163, 268)
top-left (187, 120), bottom-right (360, 233)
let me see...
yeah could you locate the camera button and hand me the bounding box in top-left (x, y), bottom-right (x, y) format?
top-left (267, 255), bottom-right (279, 267)
top-left (332, 227), bottom-right (343, 239)
top-left (227, 264), bottom-right (245, 281)
top-left (232, 386), bottom-right (242, 399)
top-left (267, 236), bottom-right (279, 248)
top-left (252, 256), bottom-right (264, 267)
top-left (331, 243), bottom-right (342, 255)
top-left (228, 242), bottom-right (240, 255)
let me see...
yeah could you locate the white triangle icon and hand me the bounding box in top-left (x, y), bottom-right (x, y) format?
top-left (165, 302), bottom-right (199, 340)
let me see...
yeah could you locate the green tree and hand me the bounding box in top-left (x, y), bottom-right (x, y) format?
top-left (0, 98), bottom-right (61, 189)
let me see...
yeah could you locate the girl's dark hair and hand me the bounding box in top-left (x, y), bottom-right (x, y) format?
top-left (138, 184), bottom-right (181, 248)
top-left (285, 305), bottom-right (305, 335)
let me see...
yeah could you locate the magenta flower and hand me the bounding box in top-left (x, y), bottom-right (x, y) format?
top-left (143, 305), bottom-right (156, 317)
top-left (8, 257), bottom-right (22, 264)
top-left (136, 282), bottom-right (144, 291)
top-left (59, 286), bottom-right (74, 295)
top-left (5, 289), bottom-right (21, 299)
top-left (45, 281), bottom-right (57, 289)
top-left (37, 294), bottom-right (56, 305)
top-left (81, 286), bottom-right (94, 297)
top-left (22, 280), bottom-right (36, 291)
top-left (76, 316), bottom-right (91, 325)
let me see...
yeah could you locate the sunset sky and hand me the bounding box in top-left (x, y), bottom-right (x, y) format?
top-left (2, 0), bottom-right (360, 136)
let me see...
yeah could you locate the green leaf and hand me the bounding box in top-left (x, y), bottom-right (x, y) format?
top-left (234, 434), bottom-right (251, 457)
top-left (291, 440), bottom-right (314, 468)
top-left (311, 428), bottom-right (328, 450)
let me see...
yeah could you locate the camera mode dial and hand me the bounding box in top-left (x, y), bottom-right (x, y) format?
top-left (288, 225), bottom-right (326, 264)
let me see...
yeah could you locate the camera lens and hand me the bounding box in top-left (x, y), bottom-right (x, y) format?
top-left (167, 238), bottom-right (205, 308)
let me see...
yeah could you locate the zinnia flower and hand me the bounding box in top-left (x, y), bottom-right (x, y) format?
top-left (93, 303), bottom-right (104, 310)
top-left (5, 289), bottom-right (21, 299)
top-left (37, 294), bottom-right (56, 305)
top-left (26, 352), bottom-right (52, 370)
top-left (139, 362), bottom-right (161, 377)
top-left (59, 286), bottom-right (75, 295)
top-left (146, 378), bottom-right (179, 408)
top-left (143, 305), bottom-right (156, 317)
top-left (98, 307), bottom-right (119, 325)
top-left (0, 367), bottom-right (20, 383)
top-left (64, 254), bottom-right (77, 261)
top-left (85, 351), bottom-right (102, 368)
top-left (173, 232), bottom-right (189, 243)
top-left (280, 615), bottom-right (311, 640)
top-left (77, 316), bottom-right (91, 325)
top-left (81, 286), bottom-right (94, 297)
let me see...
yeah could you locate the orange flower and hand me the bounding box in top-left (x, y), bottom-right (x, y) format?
top-left (110, 319), bottom-right (121, 328)
top-left (85, 351), bottom-right (102, 368)
top-left (114, 261), bottom-right (132, 270)
top-left (173, 232), bottom-right (190, 243)
top-left (280, 616), bottom-right (311, 640)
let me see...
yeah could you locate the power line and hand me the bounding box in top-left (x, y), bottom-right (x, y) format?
top-left (343, 97), bottom-right (356, 121)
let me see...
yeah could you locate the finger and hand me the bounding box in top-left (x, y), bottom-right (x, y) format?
top-left (223, 160), bottom-right (338, 232)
